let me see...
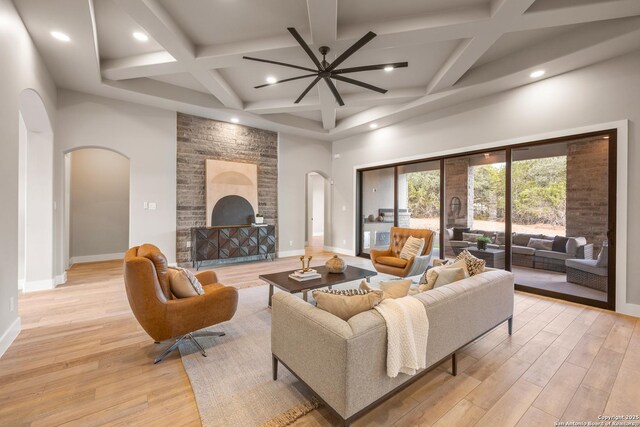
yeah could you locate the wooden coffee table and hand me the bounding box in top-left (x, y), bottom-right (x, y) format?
top-left (260, 265), bottom-right (377, 307)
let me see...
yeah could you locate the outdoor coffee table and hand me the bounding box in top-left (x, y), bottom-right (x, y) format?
top-left (465, 246), bottom-right (506, 269)
top-left (260, 265), bottom-right (377, 307)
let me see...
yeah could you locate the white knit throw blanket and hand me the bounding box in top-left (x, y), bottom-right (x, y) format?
top-left (374, 296), bottom-right (429, 378)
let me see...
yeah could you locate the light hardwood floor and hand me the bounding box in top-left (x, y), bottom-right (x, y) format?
top-left (1, 253), bottom-right (638, 426)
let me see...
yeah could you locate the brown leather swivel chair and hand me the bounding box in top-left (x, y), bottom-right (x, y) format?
top-left (124, 244), bottom-right (238, 363)
top-left (370, 227), bottom-right (434, 277)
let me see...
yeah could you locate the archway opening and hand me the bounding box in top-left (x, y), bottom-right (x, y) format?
top-left (64, 148), bottom-right (130, 268)
top-left (18, 89), bottom-right (54, 292)
top-left (305, 172), bottom-right (331, 254)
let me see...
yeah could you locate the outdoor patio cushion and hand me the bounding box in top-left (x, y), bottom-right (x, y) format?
top-left (376, 256), bottom-right (408, 268)
top-left (513, 233), bottom-right (544, 247)
top-left (566, 237), bottom-right (587, 256)
top-left (512, 246), bottom-right (535, 255)
top-left (566, 259), bottom-right (607, 276)
top-left (448, 240), bottom-right (472, 247)
top-left (535, 250), bottom-right (571, 261)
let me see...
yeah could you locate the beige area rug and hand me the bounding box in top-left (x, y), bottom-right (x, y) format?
top-left (179, 285), bottom-right (321, 427)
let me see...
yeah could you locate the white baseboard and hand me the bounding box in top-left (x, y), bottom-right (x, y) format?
top-left (0, 317), bottom-right (21, 359)
top-left (17, 279), bottom-right (25, 290)
top-left (23, 278), bottom-right (55, 292)
top-left (618, 302), bottom-right (640, 318)
top-left (324, 246), bottom-right (356, 257)
top-left (278, 249), bottom-right (305, 258)
top-left (70, 252), bottom-right (123, 265)
top-left (55, 271), bottom-right (67, 286)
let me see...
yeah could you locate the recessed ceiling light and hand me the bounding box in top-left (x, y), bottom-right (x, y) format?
top-left (603, 136), bottom-right (610, 139)
top-left (230, 117), bottom-right (240, 123)
top-left (384, 66), bottom-right (394, 72)
top-left (369, 123), bottom-right (378, 129)
top-left (133, 32), bottom-right (149, 42)
top-left (266, 76), bottom-right (277, 84)
top-left (530, 69), bottom-right (545, 78)
top-left (50, 31), bottom-right (70, 42)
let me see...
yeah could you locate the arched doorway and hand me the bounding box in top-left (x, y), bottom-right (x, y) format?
top-left (18, 89), bottom-right (54, 292)
top-left (63, 148), bottom-right (130, 268)
top-left (305, 171), bottom-right (331, 254)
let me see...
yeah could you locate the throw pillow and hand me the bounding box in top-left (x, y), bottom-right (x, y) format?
top-left (418, 260), bottom-right (449, 285)
top-left (455, 250), bottom-right (486, 276)
top-left (399, 236), bottom-right (425, 260)
top-left (551, 236), bottom-right (569, 253)
top-left (434, 267), bottom-right (465, 288)
top-left (462, 232), bottom-right (484, 243)
top-left (360, 279), bottom-right (412, 299)
top-left (452, 227), bottom-right (470, 241)
top-left (168, 267), bottom-right (205, 298)
top-left (312, 289), bottom-right (383, 321)
top-left (527, 238), bottom-right (554, 250)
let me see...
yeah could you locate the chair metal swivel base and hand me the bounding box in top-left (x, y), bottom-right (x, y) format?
top-left (153, 331), bottom-right (225, 364)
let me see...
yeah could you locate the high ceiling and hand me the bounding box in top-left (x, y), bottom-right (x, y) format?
top-left (13, 0), bottom-right (640, 141)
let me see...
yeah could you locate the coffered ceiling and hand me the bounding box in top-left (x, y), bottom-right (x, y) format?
top-left (13, 0), bottom-right (640, 141)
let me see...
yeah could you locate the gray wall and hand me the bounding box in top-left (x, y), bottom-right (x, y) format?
top-left (69, 149), bottom-right (130, 260)
top-left (278, 134), bottom-right (332, 254)
top-left (0, 0), bottom-right (57, 351)
top-left (331, 51), bottom-right (640, 306)
top-left (55, 90), bottom-right (177, 270)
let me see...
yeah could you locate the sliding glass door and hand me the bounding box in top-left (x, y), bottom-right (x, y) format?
top-left (356, 131), bottom-right (616, 310)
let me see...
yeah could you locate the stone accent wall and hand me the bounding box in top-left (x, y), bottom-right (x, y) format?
top-left (566, 138), bottom-right (609, 254)
top-left (176, 113), bottom-right (278, 265)
top-left (445, 158), bottom-right (473, 228)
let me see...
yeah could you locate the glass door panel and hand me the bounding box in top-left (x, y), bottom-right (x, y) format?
top-left (397, 161), bottom-right (441, 259)
top-left (443, 151), bottom-right (507, 269)
top-left (360, 167), bottom-right (395, 255)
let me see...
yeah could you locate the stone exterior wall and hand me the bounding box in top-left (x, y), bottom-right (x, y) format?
top-left (445, 158), bottom-right (473, 228)
top-left (176, 113), bottom-right (278, 265)
top-left (566, 138), bottom-right (609, 254)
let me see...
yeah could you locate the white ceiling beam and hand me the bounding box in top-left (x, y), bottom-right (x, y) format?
top-left (102, 51), bottom-right (181, 80)
top-left (114, 0), bottom-right (243, 109)
top-left (307, 0), bottom-right (338, 130)
top-left (244, 88), bottom-right (423, 114)
top-left (513, 0), bottom-right (640, 32)
top-left (426, 0), bottom-right (537, 94)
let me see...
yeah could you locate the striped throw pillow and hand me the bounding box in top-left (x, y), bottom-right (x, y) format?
top-left (399, 236), bottom-right (425, 260)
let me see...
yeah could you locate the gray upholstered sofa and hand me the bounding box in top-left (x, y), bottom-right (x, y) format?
top-left (271, 269), bottom-right (514, 425)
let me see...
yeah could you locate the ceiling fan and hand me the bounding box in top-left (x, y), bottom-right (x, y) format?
top-left (242, 28), bottom-right (408, 106)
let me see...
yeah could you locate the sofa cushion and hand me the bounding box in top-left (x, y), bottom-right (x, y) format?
top-left (360, 279), bottom-right (412, 299)
top-left (168, 267), bottom-right (205, 298)
top-left (399, 236), bottom-right (425, 261)
top-left (434, 268), bottom-right (465, 288)
top-left (527, 238), bottom-right (553, 251)
top-left (513, 233), bottom-right (540, 247)
top-left (452, 227), bottom-right (470, 241)
top-left (596, 244), bottom-right (608, 267)
top-left (552, 236), bottom-right (569, 253)
top-left (376, 256), bottom-right (408, 268)
top-left (455, 249), bottom-right (486, 276)
top-left (535, 250), bottom-right (571, 261)
top-left (566, 259), bottom-right (607, 276)
top-left (462, 232), bottom-right (484, 243)
top-left (313, 289), bottom-right (384, 320)
top-left (512, 245), bottom-right (536, 255)
top-left (566, 237), bottom-right (587, 256)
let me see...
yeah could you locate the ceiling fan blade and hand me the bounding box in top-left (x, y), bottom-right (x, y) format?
top-left (287, 27), bottom-right (323, 70)
top-left (331, 75), bottom-right (387, 94)
top-left (332, 62), bottom-right (408, 75)
top-left (243, 56), bottom-right (317, 73)
top-left (323, 77), bottom-right (345, 106)
top-left (254, 73), bottom-right (318, 89)
top-left (294, 76), bottom-right (322, 104)
top-left (326, 31), bottom-right (376, 72)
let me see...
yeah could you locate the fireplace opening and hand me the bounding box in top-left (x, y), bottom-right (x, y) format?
top-left (211, 195), bottom-right (255, 226)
